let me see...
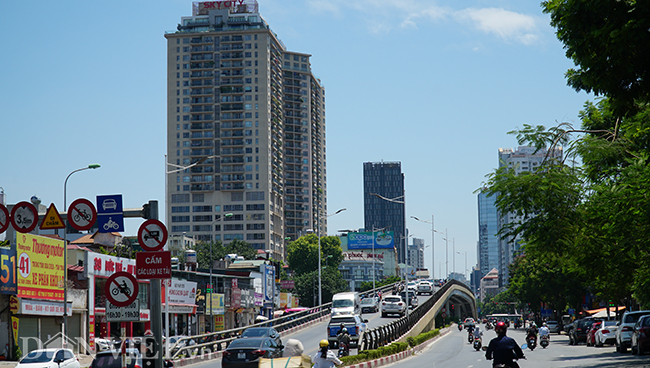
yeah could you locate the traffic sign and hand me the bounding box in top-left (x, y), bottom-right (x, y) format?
top-left (105, 272), bottom-right (139, 307)
top-left (0, 204), bottom-right (9, 233)
top-left (40, 203), bottom-right (65, 230)
top-left (442, 312), bottom-right (447, 318)
top-left (68, 198), bottom-right (97, 231)
top-left (106, 300), bottom-right (140, 322)
top-left (442, 307), bottom-right (446, 313)
top-left (137, 219), bottom-right (168, 252)
top-left (136, 251), bottom-right (172, 279)
top-left (97, 194), bottom-right (124, 233)
top-left (10, 201), bottom-right (38, 233)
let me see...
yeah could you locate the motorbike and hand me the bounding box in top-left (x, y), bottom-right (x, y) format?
top-left (473, 335), bottom-right (482, 351)
top-left (458, 323), bottom-right (463, 331)
top-left (540, 334), bottom-right (550, 349)
top-left (514, 320), bottom-right (522, 329)
top-left (337, 342), bottom-right (349, 357)
top-left (486, 322), bottom-right (493, 330)
top-left (468, 331), bottom-right (474, 343)
top-left (527, 335), bottom-right (537, 351)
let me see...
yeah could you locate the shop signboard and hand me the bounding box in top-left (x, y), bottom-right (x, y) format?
top-left (254, 292), bottom-right (263, 307)
top-left (261, 264), bottom-right (274, 304)
top-left (279, 293), bottom-right (290, 309)
top-left (347, 231), bottom-right (395, 250)
top-left (207, 294), bottom-right (224, 315)
top-left (214, 315), bottom-right (225, 331)
top-left (165, 279), bottom-right (197, 305)
top-left (19, 298), bottom-right (72, 316)
top-left (86, 253), bottom-right (136, 277)
top-left (240, 288), bottom-right (254, 308)
top-left (0, 247), bottom-right (17, 294)
top-left (16, 233), bottom-right (64, 301)
top-left (231, 288), bottom-right (241, 309)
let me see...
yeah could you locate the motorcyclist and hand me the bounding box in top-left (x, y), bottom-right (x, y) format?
top-left (527, 322), bottom-right (538, 345)
top-left (539, 322), bottom-right (550, 341)
top-left (486, 321), bottom-right (525, 368)
top-left (312, 340), bottom-right (342, 368)
top-left (336, 328), bottom-right (351, 356)
top-left (473, 325), bottom-right (483, 340)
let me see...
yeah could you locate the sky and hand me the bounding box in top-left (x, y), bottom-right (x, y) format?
top-left (0, 0), bottom-right (593, 279)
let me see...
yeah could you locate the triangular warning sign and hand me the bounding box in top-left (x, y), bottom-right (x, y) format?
top-left (40, 203), bottom-right (66, 230)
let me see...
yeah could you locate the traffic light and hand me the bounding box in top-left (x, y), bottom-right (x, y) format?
top-left (142, 336), bottom-right (157, 368)
top-left (143, 203), bottom-right (150, 219)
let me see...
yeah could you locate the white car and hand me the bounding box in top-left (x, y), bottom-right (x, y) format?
top-left (417, 281), bottom-right (433, 295)
top-left (595, 320), bottom-right (618, 347)
top-left (407, 281), bottom-right (417, 291)
top-left (17, 349), bottom-right (81, 368)
top-left (381, 296), bottom-right (406, 317)
top-left (615, 310), bottom-right (650, 352)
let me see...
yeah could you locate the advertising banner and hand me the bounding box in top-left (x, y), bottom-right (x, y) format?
top-left (347, 231), bottom-right (395, 250)
top-left (164, 279), bottom-right (197, 305)
top-left (207, 294), bottom-right (224, 315)
top-left (16, 233), bottom-right (64, 301)
top-left (214, 315), bottom-right (224, 331)
top-left (262, 264), bottom-right (274, 303)
top-left (0, 247), bottom-right (17, 294)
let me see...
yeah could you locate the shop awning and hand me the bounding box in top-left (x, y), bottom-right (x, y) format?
top-left (585, 306), bottom-right (626, 318)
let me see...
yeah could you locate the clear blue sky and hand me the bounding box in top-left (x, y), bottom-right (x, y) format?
top-left (0, 0), bottom-right (592, 278)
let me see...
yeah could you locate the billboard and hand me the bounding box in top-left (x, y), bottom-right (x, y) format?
top-left (16, 233), bottom-right (64, 301)
top-left (347, 231), bottom-right (395, 250)
top-left (0, 247), bottom-right (17, 294)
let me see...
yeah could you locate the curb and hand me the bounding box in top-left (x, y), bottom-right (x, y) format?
top-left (345, 326), bottom-right (451, 368)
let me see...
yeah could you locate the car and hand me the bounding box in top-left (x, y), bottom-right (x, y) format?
top-left (327, 315), bottom-right (368, 348)
top-left (616, 310), bottom-right (650, 352)
top-left (568, 317), bottom-right (597, 345)
top-left (94, 338), bottom-right (113, 352)
top-left (102, 199), bottom-right (117, 211)
top-left (407, 281), bottom-right (417, 292)
top-left (595, 320), bottom-right (618, 347)
top-left (464, 317), bottom-right (476, 329)
top-left (360, 297), bottom-right (379, 313)
top-left (381, 295), bottom-right (406, 317)
top-left (631, 315), bottom-right (650, 355)
top-left (417, 281), bottom-right (433, 295)
top-left (546, 321), bottom-right (560, 333)
top-left (586, 321), bottom-right (603, 346)
top-left (400, 290), bottom-right (418, 309)
top-left (221, 337), bottom-right (284, 368)
top-left (16, 349), bottom-right (81, 368)
top-left (90, 349), bottom-right (142, 368)
top-left (240, 327), bottom-right (282, 348)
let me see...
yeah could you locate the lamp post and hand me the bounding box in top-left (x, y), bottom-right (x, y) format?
top-left (63, 164), bottom-right (100, 343)
top-left (457, 251), bottom-right (467, 281)
top-left (317, 208), bottom-right (346, 306)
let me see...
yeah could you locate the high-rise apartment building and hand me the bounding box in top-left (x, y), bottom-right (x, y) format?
top-left (496, 146), bottom-right (562, 286)
top-left (409, 237), bottom-right (425, 270)
top-left (164, 1), bottom-right (327, 261)
top-left (363, 162), bottom-right (406, 263)
top-left (477, 190), bottom-right (499, 279)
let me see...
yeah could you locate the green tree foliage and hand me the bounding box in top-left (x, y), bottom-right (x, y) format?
top-left (542, 0), bottom-right (650, 111)
top-left (286, 234), bottom-right (348, 305)
top-left (194, 239), bottom-right (257, 269)
top-left (359, 276), bottom-right (401, 292)
top-left (478, 290), bottom-right (521, 316)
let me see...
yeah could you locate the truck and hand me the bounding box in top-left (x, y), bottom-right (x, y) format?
top-left (415, 268), bottom-right (430, 279)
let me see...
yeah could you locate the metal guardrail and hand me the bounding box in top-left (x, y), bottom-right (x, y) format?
top-left (360, 280), bottom-right (472, 351)
top-left (169, 283), bottom-right (397, 359)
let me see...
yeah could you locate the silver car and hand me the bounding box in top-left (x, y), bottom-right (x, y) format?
top-left (381, 296), bottom-right (406, 317)
top-left (595, 320), bottom-right (618, 347)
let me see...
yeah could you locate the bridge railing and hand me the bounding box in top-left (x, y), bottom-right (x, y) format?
top-left (360, 280), bottom-right (472, 351)
top-left (169, 283), bottom-right (396, 359)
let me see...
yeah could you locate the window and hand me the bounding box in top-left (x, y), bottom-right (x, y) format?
top-left (171, 216), bottom-right (190, 222)
top-left (192, 194), bottom-right (205, 202)
top-left (246, 192), bottom-right (264, 201)
top-left (223, 205), bottom-right (243, 211)
top-left (171, 206), bottom-right (190, 213)
top-left (171, 194), bottom-right (190, 203)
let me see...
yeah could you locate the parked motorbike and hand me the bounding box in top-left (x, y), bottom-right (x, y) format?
top-left (473, 335), bottom-right (482, 351)
top-left (540, 334), bottom-right (549, 349)
top-left (527, 335), bottom-right (537, 351)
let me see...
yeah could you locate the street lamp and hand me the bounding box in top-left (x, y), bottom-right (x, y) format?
top-left (63, 164), bottom-right (100, 343)
top-left (457, 251), bottom-right (467, 281)
top-left (317, 208), bottom-right (346, 306)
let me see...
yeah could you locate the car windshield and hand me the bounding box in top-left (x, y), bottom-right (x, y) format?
top-left (624, 312), bottom-right (649, 324)
top-left (242, 328), bottom-right (270, 338)
top-left (332, 299), bottom-right (354, 308)
top-left (361, 299), bottom-right (374, 305)
top-left (21, 351), bottom-right (55, 364)
top-left (228, 338), bottom-right (263, 349)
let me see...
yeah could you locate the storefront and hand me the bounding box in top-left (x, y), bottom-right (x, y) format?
top-left (162, 279), bottom-right (198, 336)
top-left (85, 252), bottom-right (150, 349)
top-left (12, 297), bottom-right (72, 353)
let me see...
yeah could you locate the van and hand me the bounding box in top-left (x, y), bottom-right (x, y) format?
top-left (331, 292), bottom-right (361, 316)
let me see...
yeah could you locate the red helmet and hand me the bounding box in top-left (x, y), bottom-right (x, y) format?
top-left (495, 321), bottom-right (507, 334)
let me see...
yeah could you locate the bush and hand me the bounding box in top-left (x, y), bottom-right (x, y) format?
top-left (340, 328), bottom-right (442, 365)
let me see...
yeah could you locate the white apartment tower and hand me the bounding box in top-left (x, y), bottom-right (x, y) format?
top-left (497, 146), bottom-right (562, 286)
top-left (164, 1), bottom-right (327, 261)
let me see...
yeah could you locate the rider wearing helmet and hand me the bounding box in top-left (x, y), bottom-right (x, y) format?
top-left (312, 340), bottom-right (342, 368)
top-left (539, 322), bottom-right (550, 340)
top-left (486, 321), bottom-right (525, 368)
top-left (527, 322), bottom-right (538, 344)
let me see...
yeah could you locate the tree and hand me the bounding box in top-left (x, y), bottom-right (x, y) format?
top-left (193, 239), bottom-right (257, 269)
top-left (542, 0), bottom-right (650, 111)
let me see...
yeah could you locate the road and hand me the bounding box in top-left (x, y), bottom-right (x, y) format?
top-left (387, 325), bottom-right (650, 368)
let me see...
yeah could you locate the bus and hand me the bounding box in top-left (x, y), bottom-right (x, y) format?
top-left (486, 313), bottom-right (522, 327)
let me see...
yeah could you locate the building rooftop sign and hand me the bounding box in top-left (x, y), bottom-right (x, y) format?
top-left (193, 0), bottom-right (259, 15)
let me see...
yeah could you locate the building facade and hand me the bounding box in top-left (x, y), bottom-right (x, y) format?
top-left (409, 237), bottom-right (425, 271)
top-left (363, 162), bottom-right (406, 263)
top-left (496, 146), bottom-right (563, 286)
top-left (164, 0), bottom-right (327, 261)
top-left (477, 190), bottom-right (499, 279)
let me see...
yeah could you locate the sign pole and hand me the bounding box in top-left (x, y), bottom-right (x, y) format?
top-left (121, 322), bottom-right (127, 368)
top-left (147, 201), bottom-right (163, 368)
